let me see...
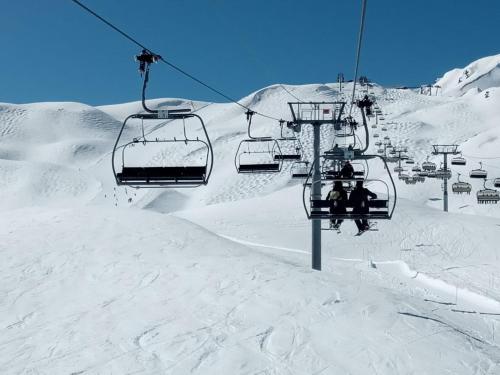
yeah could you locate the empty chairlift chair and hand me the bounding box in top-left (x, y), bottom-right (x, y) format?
top-left (291, 161), bottom-right (310, 179)
top-left (112, 112), bottom-right (214, 187)
top-left (477, 179), bottom-right (500, 204)
top-left (469, 162), bottom-right (488, 179)
top-left (235, 111), bottom-right (283, 173)
top-left (451, 153), bottom-right (467, 166)
top-left (494, 178), bottom-right (500, 188)
top-left (452, 173), bottom-right (472, 195)
top-left (274, 120), bottom-right (303, 162)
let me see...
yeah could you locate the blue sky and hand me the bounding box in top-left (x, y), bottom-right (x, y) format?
top-left (1, 0), bottom-right (499, 105)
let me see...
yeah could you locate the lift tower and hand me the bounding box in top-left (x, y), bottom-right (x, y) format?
top-left (432, 145), bottom-right (459, 212)
top-left (288, 101), bottom-right (346, 271)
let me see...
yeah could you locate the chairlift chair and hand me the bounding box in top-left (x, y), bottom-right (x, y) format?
top-left (405, 176), bottom-right (417, 184)
top-left (303, 154), bottom-right (397, 221)
top-left (236, 139), bottom-right (282, 173)
top-left (373, 133), bottom-right (380, 138)
top-left (112, 52), bottom-right (214, 188)
top-left (321, 159), bottom-right (365, 181)
top-left (291, 161), bottom-right (310, 179)
top-left (235, 111), bottom-right (283, 173)
top-left (405, 158), bottom-right (415, 164)
top-left (494, 178), bottom-right (500, 188)
top-left (273, 141), bottom-right (302, 161)
top-left (412, 164), bottom-right (421, 172)
top-left (469, 162), bottom-right (488, 179)
top-left (451, 154), bottom-right (467, 166)
top-left (394, 166), bottom-right (404, 173)
top-left (477, 179), bottom-right (500, 204)
top-left (435, 165), bottom-right (452, 179)
top-left (422, 157), bottom-right (437, 171)
top-left (452, 173), bottom-right (472, 195)
top-left (113, 113), bottom-right (214, 187)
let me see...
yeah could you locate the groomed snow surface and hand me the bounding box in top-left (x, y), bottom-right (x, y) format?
top-left (2, 55), bottom-right (500, 374)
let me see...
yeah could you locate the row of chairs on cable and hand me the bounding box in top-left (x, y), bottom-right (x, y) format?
top-left (451, 174), bottom-right (500, 204)
top-left (422, 155), bottom-right (489, 179)
top-left (405, 163), bottom-right (499, 204)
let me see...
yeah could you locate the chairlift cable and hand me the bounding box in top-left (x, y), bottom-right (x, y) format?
top-left (279, 84), bottom-right (306, 103)
top-left (70, 0), bottom-right (281, 121)
top-left (348, 0), bottom-right (368, 117)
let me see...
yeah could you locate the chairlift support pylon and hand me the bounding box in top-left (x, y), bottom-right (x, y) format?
top-left (432, 144), bottom-right (459, 212)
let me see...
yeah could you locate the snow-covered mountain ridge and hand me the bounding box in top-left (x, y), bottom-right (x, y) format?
top-left (436, 53), bottom-right (500, 96)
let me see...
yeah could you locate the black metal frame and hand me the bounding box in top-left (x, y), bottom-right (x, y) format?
top-left (112, 112), bottom-right (214, 188)
top-left (234, 111), bottom-right (283, 174)
top-left (111, 63), bottom-right (213, 188)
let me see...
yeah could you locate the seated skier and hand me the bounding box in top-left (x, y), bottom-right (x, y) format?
top-left (348, 180), bottom-right (377, 234)
top-left (340, 160), bottom-right (355, 179)
top-left (326, 181), bottom-right (348, 230)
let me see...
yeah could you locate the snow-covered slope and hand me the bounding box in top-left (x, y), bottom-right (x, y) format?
top-left (2, 59), bottom-right (500, 374)
top-left (436, 53), bottom-right (500, 96)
